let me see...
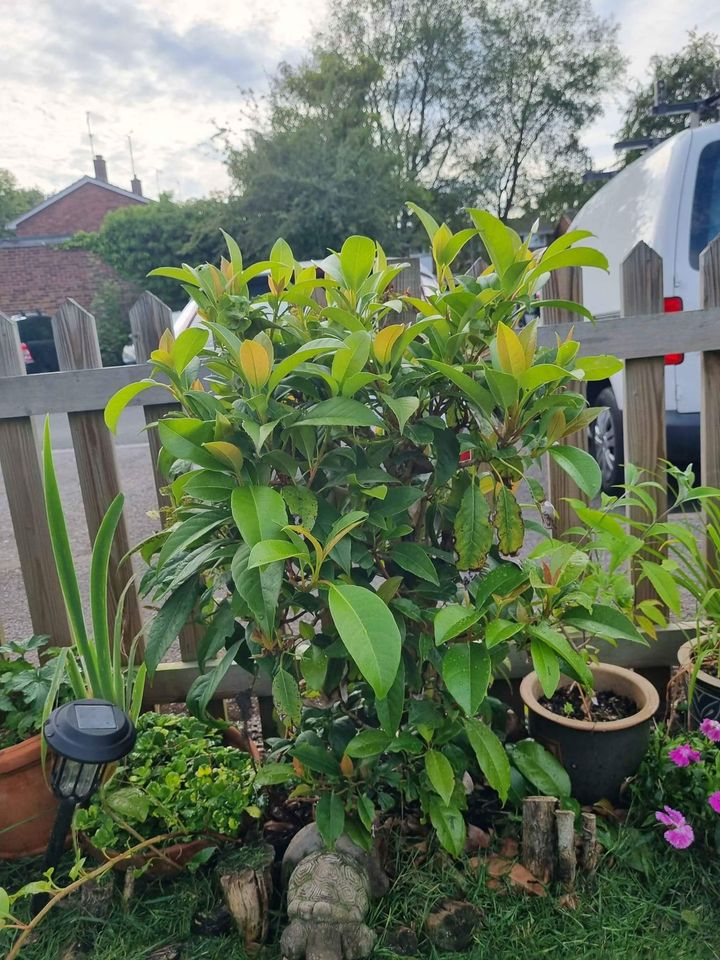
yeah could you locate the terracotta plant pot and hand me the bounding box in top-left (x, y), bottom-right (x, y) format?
top-left (0, 734), bottom-right (59, 859)
top-left (84, 725), bottom-right (261, 876)
top-left (678, 640), bottom-right (720, 725)
top-left (519, 663), bottom-right (659, 804)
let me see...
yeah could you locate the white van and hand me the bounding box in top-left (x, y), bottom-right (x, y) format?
top-left (572, 121), bottom-right (720, 491)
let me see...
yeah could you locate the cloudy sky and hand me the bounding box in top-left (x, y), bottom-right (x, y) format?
top-left (0, 0), bottom-right (715, 201)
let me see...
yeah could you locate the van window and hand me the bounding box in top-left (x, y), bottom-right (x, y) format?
top-left (690, 140), bottom-right (720, 269)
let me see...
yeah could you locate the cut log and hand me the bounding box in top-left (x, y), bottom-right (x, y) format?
top-left (521, 796), bottom-right (557, 884)
top-left (554, 809), bottom-right (576, 888)
top-left (579, 812), bottom-right (598, 877)
top-left (219, 846), bottom-right (274, 945)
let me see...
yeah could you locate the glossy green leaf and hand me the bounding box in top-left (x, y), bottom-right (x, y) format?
top-left (441, 642), bottom-right (491, 715)
top-left (376, 660), bottom-right (405, 736)
top-left (527, 622), bottom-right (593, 689)
top-left (573, 355), bottom-right (623, 381)
top-left (639, 562), bottom-right (681, 616)
top-left (339, 235), bottom-right (376, 289)
top-left (561, 604), bottom-right (647, 644)
top-left (273, 669), bottom-right (302, 727)
top-left (530, 637), bottom-right (561, 698)
top-left (231, 486), bottom-right (288, 547)
top-left (145, 578), bottom-right (198, 676)
top-left (186, 641), bottom-right (241, 721)
top-left (422, 360), bottom-right (494, 418)
top-left (547, 445), bottom-right (602, 499)
top-left (485, 619), bottom-right (524, 648)
top-left (425, 749), bottom-right (455, 805)
top-left (300, 397), bottom-right (384, 428)
top-left (328, 584), bottom-right (401, 698)
top-left (385, 395), bottom-right (419, 434)
top-left (104, 379), bottom-right (164, 434)
top-left (316, 792), bottom-right (345, 848)
top-left (391, 543), bottom-right (439, 585)
top-left (247, 539), bottom-right (306, 569)
top-left (344, 729), bottom-right (391, 758)
top-left (434, 605), bottom-right (482, 646)
top-left (509, 739), bottom-right (571, 797)
top-left (427, 797), bottom-right (466, 856)
top-left (464, 717), bottom-right (511, 803)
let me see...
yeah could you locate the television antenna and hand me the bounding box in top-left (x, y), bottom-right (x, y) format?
top-left (86, 112), bottom-right (96, 162)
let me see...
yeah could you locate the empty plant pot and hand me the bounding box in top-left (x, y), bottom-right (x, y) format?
top-left (519, 663), bottom-right (659, 804)
top-left (0, 734), bottom-right (59, 859)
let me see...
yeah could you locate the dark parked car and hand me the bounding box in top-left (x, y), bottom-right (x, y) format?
top-left (12, 313), bottom-right (59, 373)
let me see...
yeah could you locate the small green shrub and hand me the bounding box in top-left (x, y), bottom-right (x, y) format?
top-left (74, 713), bottom-right (255, 851)
top-left (107, 204), bottom-right (636, 854)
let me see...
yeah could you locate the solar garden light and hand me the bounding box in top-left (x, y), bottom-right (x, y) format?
top-left (31, 699), bottom-right (136, 914)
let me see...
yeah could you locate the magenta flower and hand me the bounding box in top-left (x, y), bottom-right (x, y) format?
top-left (655, 807), bottom-right (695, 848)
top-left (668, 743), bottom-right (702, 767)
top-left (655, 806), bottom-right (687, 827)
top-left (708, 792), bottom-right (720, 814)
top-left (699, 718), bottom-right (720, 743)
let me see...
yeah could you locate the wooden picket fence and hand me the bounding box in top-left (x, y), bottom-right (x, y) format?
top-left (1, 241), bottom-right (719, 702)
top-left (538, 232), bottom-right (720, 669)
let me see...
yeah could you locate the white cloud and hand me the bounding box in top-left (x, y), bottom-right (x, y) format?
top-left (0, 0), bottom-right (326, 198)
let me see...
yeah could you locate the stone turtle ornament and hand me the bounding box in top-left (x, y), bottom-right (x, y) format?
top-left (281, 825), bottom-right (388, 960)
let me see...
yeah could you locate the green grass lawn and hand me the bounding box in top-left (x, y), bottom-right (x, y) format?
top-left (1, 832), bottom-right (717, 960)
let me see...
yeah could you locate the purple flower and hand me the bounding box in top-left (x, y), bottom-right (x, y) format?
top-left (708, 791), bottom-right (720, 814)
top-left (655, 805), bottom-right (687, 827)
top-left (655, 807), bottom-right (695, 848)
top-left (668, 743), bottom-right (702, 767)
top-left (699, 718), bottom-right (720, 743)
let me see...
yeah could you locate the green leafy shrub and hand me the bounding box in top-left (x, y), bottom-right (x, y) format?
top-left (107, 205), bottom-right (633, 854)
top-left (0, 636), bottom-right (71, 749)
top-left (74, 713), bottom-right (255, 851)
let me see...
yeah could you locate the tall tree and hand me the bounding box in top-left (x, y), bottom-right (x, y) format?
top-left (618, 31), bottom-right (720, 157)
top-left (226, 52), bottom-right (412, 258)
top-left (0, 170), bottom-right (43, 237)
top-left (466, 0), bottom-right (624, 219)
top-left (324, 0), bottom-right (480, 187)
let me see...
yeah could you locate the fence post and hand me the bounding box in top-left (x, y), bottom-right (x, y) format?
top-left (128, 293), bottom-right (207, 667)
top-left (540, 266), bottom-right (587, 537)
top-left (621, 242), bottom-right (666, 604)
top-left (700, 234), bottom-right (720, 567)
top-left (0, 314), bottom-right (72, 645)
top-left (52, 299), bottom-right (143, 650)
top-left (129, 292), bottom-right (175, 512)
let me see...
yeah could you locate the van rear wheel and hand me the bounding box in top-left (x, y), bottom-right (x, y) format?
top-left (591, 387), bottom-right (624, 493)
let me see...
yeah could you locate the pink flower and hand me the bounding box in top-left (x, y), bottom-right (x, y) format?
top-left (655, 805), bottom-right (687, 827)
top-left (699, 718), bottom-right (720, 743)
top-left (668, 743), bottom-right (702, 767)
top-left (663, 823), bottom-right (695, 849)
top-left (655, 807), bottom-right (695, 848)
top-left (708, 792), bottom-right (720, 814)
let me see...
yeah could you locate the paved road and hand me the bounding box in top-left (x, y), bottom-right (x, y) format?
top-left (0, 407), bottom-right (159, 641)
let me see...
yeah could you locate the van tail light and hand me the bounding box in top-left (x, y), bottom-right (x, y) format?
top-left (20, 342), bottom-right (33, 365)
top-left (663, 297), bottom-right (684, 365)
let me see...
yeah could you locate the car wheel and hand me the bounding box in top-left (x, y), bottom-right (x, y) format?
top-left (590, 387), bottom-right (624, 494)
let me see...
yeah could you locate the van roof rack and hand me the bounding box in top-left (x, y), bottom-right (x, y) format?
top-left (652, 79), bottom-right (720, 128)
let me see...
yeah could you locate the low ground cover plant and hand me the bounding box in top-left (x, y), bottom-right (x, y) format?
top-left (74, 713), bottom-right (256, 854)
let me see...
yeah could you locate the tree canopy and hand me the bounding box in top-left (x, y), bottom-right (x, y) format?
top-left (618, 31), bottom-right (720, 153)
top-left (0, 169), bottom-right (43, 237)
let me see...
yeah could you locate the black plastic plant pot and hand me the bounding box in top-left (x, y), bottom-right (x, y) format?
top-left (678, 640), bottom-right (720, 725)
top-left (519, 663), bottom-right (659, 805)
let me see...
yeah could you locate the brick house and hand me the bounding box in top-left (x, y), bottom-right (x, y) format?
top-left (0, 156), bottom-right (149, 319)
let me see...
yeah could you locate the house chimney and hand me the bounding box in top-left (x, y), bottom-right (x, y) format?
top-left (130, 175), bottom-right (143, 197)
top-left (93, 154), bottom-right (108, 181)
